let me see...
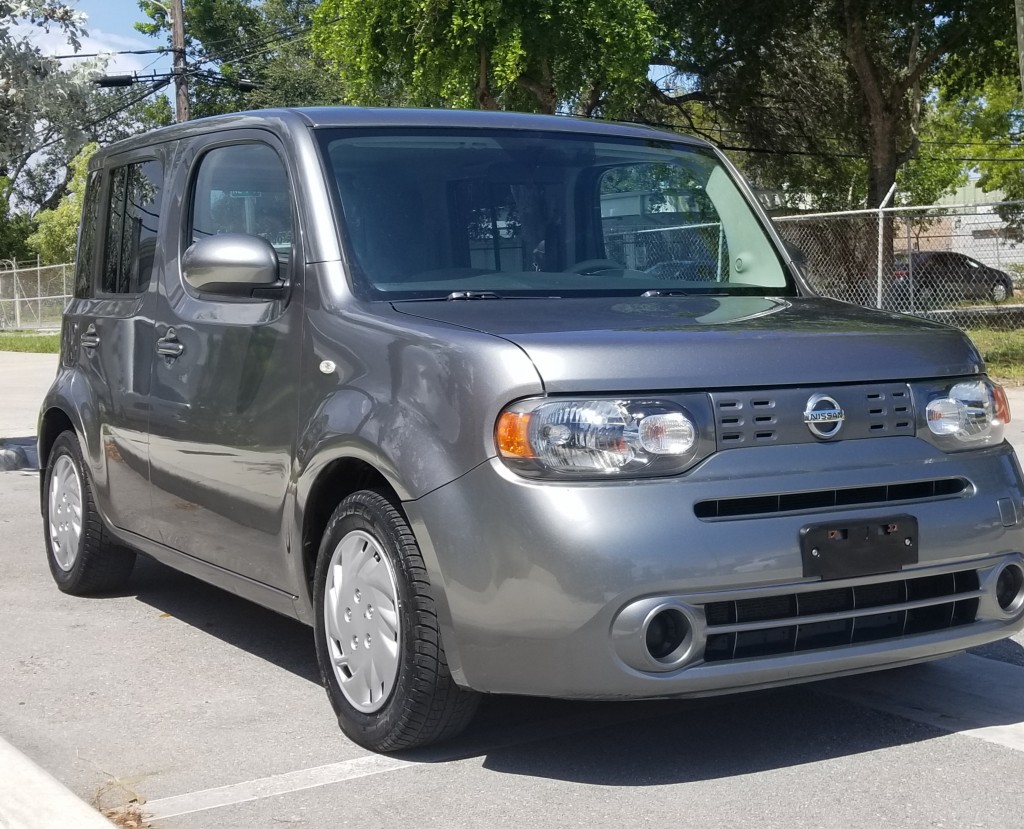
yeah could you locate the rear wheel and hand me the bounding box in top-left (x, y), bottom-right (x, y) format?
top-left (43, 431), bottom-right (135, 594)
top-left (313, 490), bottom-right (478, 751)
top-left (992, 281), bottom-right (1009, 302)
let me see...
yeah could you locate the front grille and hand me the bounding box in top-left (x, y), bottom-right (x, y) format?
top-left (710, 383), bottom-right (915, 451)
top-left (694, 477), bottom-right (967, 520)
top-left (702, 569), bottom-right (981, 662)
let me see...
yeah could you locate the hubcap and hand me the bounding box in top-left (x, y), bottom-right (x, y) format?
top-left (323, 529), bottom-right (401, 713)
top-left (993, 283), bottom-right (1008, 302)
top-left (49, 454), bottom-right (83, 571)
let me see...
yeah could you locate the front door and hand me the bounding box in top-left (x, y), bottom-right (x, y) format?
top-left (146, 134), bottom-right (303, 590)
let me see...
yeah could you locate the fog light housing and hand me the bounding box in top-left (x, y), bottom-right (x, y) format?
top-left (995, 564), bottom-right (1024, 614)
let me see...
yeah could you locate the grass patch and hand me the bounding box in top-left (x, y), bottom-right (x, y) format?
top-left (0, 331), bottom-right (60, 353)
top-left (966, 328), bottom-right (1024, 385)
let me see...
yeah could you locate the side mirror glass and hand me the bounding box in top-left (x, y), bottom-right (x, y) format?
top-left (182, 233), bottom-right (282, 297)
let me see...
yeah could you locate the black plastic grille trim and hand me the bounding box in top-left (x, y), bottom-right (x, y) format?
top-left (702, 569), bottom-right (981, 663)
top-left (694, 477), bottom-right (967, 520)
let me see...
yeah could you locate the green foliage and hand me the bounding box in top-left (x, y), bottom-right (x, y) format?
top-left (0, 332), bottom-right (61, 354)
top-left (966, 328), bottom-right (1024, 385)
top-left (27, 144), bottom-right (97, 265)
top-left (0, 178), bottom-right (36, 262)
top-left (311, 0), bottom-right (658, 114)
top-left (932, 74), bottom-right (1024, 235)
top-left (648, 1), bottom-right (1011, 210)
top-left (137, 0), bottom-right (348, 118)
top-left (895, 100), bottom-right (969, 207)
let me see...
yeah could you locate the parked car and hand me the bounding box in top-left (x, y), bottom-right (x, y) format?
top-left (39, 108), bottom-right (1024, 752)
top-left (894, 251), bottom-right (1015, 305)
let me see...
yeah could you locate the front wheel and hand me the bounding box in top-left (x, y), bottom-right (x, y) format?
top-left (313, 490), bottom-right (478, 751)
top-left (992, 281), bottom-right (1010, 302)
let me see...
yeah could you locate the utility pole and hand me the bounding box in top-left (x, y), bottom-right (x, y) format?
top-left (1017, 0), bottom-right (1024, 102)
top-left (171, 0), bottom-right (189, 122)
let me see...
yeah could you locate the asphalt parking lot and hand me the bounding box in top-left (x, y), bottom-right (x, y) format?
top-left (3, 350), bottom-right (1024, 828)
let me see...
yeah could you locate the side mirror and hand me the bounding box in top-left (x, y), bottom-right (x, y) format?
top-left (182, 233), bottom-right (282, 297)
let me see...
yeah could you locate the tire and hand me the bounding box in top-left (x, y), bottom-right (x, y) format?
top-left (43, 431), bottom-right (136, 595)
top-left (992, 281), bottom-right (1009, 302)
top-left (313, 490), bottom-right (479, 751)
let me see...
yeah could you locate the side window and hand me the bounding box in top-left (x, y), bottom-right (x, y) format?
top-left (189, 144), bottom-right (293, 262)
top-left (101, 160), bottom-right (163, 295)
top-left (74, 171), bottom-right (102, 298)
top-left (599, 163), bottom-right (726, 281)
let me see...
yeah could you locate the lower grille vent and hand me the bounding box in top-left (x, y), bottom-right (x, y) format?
top-left (702, 569), bottom-right (980, 663)
top-left (695, 477), bottom-right (967, 520)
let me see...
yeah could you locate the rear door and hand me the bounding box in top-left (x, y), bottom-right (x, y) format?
top-left (146, 132), bottom-right (303, 590)
top-left (61, 152), bottom-right (165, 536)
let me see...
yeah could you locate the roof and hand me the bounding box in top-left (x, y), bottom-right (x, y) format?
top-left (90, 106), bottom-right (709, 163)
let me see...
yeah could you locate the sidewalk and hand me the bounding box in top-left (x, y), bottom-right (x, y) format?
top-left (0, 738), bottom-right (114, 829)
top-left (0, 352), bottom-right (58, 470)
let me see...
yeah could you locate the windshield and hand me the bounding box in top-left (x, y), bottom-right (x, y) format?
top-left (316, 128), bottom-right (795, 300)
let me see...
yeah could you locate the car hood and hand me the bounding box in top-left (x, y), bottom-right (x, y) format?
top-left (391, 295), bottom-right (983, 392)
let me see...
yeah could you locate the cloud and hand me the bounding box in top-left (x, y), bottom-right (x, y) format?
top-left (13, 21), bottom-right (169, 75)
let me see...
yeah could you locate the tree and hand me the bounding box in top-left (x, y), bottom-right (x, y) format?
top-left (27, 143), bottom-right (96, 264)
top-left (310, 0), bottom-right (659, 115)
top-left (0, 178), bottom-right (36, 262)
top-left (136, 0), bottom-right (349, 118)
top-left (1, 1), bottom-right (98, 195)
top-left (650, 1), bottom-right (1012, 210)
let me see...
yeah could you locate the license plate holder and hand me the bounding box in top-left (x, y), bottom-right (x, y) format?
top-left (800, 515), bottom-right (918, 580)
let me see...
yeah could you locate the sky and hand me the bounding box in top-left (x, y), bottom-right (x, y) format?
top-left (29, 0), bottom-right (174, 76)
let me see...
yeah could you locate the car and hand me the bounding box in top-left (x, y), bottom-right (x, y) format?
top-left (894, 251), bottom-right (1015, 305)
top-left (39, 107), bottom-right (1024, 752)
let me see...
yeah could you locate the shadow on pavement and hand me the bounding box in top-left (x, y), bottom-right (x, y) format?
top-left (382, 682), bottom-right (940, 784)
top-left (969, 637), bottom-right (1024, 667)
top-left (118, 556), bottom-right (1024, 787)
top-left (128, 555), bottom-right (320, 684)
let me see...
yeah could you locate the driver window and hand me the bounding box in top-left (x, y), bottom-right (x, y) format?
top-left (190, 143), bottom-right (293, 264)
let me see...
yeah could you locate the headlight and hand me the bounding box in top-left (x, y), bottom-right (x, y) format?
top-left (496, 398), bottom-right (708, 478)
top-left (925, 379), bottom-right (1009, 448)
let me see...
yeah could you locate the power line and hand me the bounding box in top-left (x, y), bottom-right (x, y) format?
top-left (50, 48), bottom-right (167, 59)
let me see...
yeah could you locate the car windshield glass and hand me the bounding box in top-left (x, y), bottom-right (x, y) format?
top-left (316, 128), bottom-right (795, 300)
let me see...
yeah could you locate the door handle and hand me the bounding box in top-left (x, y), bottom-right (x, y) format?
top-left (80, 324), bottom-right (100, 349)
top-left (156, 329), bottom-right (184, 358)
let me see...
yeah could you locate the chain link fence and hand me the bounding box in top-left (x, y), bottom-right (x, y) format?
top-left (0, 260), bottom-right (73, 330)
top-left (775, 202), bottom-right (1024, 329)
top-left (3, 202), bottom-right (1021, 331)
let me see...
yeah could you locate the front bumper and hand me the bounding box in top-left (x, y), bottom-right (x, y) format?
top-left (405, 437), bottom-right (1024, 698)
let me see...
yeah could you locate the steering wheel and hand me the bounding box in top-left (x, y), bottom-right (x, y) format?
top-left (567, 258), bottom-right (625, 275)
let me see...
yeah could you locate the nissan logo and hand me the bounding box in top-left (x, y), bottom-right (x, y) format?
top-left (804, 393), bottom-right (845, 439)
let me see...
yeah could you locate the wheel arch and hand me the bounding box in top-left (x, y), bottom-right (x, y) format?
top-left (38, 406), bottom-right (78, 509)
top-left (297, 455), bottom-right (404, 613)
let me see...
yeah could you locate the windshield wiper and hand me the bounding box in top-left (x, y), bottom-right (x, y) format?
top-left (642, 289), bottom-right (690, 297)
top-left (389, 291), bottom-right (562, 303)
top-left (446, 290), bottom-right (503, 300)
top-left (642, 289), bottom-right (734, 298)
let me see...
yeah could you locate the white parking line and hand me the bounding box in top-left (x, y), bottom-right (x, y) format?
top-left (817, 653), bottom-right (1024, 752)
top-left (144, 703), bottom-right (667, 820)
top-left (146, 653), bottom-right (1024, 822)
top-left (145, 754), bottom-right (416, 821)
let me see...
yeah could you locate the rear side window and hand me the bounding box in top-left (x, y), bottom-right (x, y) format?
top-left (189, 144), bottom-right (293, 261)
top-left (74, 171), bottom-right (102, 298)
top-left (101, 160), bottom-right (163, 295)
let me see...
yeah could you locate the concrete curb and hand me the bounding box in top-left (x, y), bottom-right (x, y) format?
top-left (0, 738), bottom-right (114, 828)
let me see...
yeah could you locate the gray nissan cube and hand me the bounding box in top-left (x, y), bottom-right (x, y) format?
top-left (39, 108), bottom-right (1024, 751)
